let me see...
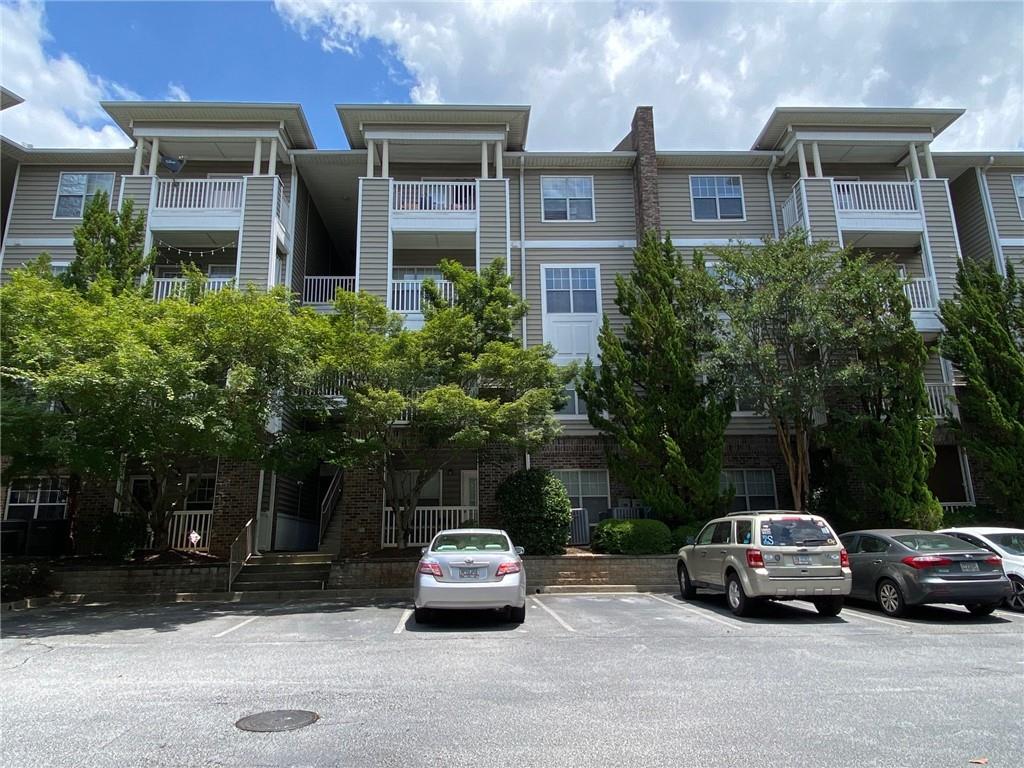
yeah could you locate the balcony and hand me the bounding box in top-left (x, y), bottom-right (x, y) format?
top-left (390, 181), bottom-right (477, 232)
top-left (926, 383), bottom-right (959, 421)
top-left (381, 505), bottom-right (479, 547)
top-left (150, 179), bottom-right (244, 230)
top-left (781, 189), bottom-right (803, 233)
top-left (391, 279), bottom-right (456, 313)
top-left (152, 276), bottom-right (232, 301)
top-left (903, 278), bottom-right (936, 310)
top-left (833, 181), bottom-right (923, 233)
top-left (302, 276), bottom-right (356, 308)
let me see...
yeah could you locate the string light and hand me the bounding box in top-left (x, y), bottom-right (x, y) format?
top-left (155, 239), bottom-right (238, 259)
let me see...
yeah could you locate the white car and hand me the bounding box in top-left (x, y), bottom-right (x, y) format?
top-left (413, 528), bottom-right (527, 623)
top-left (937, 527), bottom-right (1024, 612)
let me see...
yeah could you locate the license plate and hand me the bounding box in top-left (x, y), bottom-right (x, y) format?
top-left (459, 568), bottom-right (482, 579)
top-left (793, 555), bottom-right (812, 566)
top-left (960, 562), bottom-right (980, 572)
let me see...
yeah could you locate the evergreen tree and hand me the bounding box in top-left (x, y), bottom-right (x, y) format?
top-left (63, 191), bottom-right (153, 295)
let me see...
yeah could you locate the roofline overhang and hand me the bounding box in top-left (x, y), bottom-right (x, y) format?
top-left (752, 106), bottom-right (966, 150)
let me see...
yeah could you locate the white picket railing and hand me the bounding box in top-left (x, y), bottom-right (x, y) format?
top-left (926, 383), bottom-right (958, 420)
top-left (155, 179), bottom-right (243, 210)
top-left (568, 508), bottom-right (590, 546)
top-left (392, 181), bottom-right (477, 213)
top-left (941, 501), bottom-right (974, 515)
top-left (168, 510), bottom-right (214, 552)
top-left (781, 190), bottom-right (801, 232)
top-left (903, 278), bottom-right (936, 310)
top-left (834, 181), bottom-right (918, 213)
top-left (381, 505), bottom-right (479, 547)
top-left (391, 279), bottom-right (456, 312)
top-left (152, 276), bottom-right (233, 301)
top-left (610, 507), bottom-right (650, 521)
top-left (302, 276), bottom-right (356, 304)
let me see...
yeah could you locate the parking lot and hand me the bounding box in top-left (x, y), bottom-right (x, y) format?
top-left (2, 592), bottom-right (1022, 767)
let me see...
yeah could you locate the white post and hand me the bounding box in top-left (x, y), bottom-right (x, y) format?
top-left (253, 139), bottom-right (263, 175)
top-left (908, 142), bottom-right (922, 180)
top-left (132, 140), bottom-right (144, 175)
top-left (268, 139), bottom-right (278, 177)
top-left (494, 141), bottom-right (503, 178)
top-left (480, 141), bottom-right (488, 179)
top-left (366, 139), bottom-right (375, 178)
top-left (381, 140), bottom-right (389, 178)
top-left (796, 142), bottom-right (808, 178)
top-left (147, 137), bottom-right (160, 175)
top-left (922, 142), bottom-right (937, 179)
top-left (811, 141), bottom-right (823, 178)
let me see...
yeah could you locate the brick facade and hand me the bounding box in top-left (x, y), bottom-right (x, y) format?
top-left (529, 435), bottom-right (635, 505)
top-left (723, 434), bottom-right (795, 510)
top-left (337, 465), bottom-right (384, 556)
top-left (208, 458), bottom-right (264, 558)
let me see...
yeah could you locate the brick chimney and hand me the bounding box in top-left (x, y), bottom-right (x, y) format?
top-left (628, 106), bottom-right (660, 240)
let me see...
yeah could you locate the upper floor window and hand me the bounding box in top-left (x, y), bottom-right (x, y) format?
top-left (690, 175), bottom-right (744, 221)
top-left (541, 176), bottom-right (594, 222)
top-left (4, 477), bottom-right (69, 520)
top-left (53, 172), bottom-right (114, 219)
top-left (544, 266), bottom-right (598, 314)
top-left (1013, 175), bottom-right (1024, 219)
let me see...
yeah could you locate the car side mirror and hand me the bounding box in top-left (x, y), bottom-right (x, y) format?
top-left (685, 536), bottom-right (696, 546)
top-left (420, 547), bottom-right (427, 556)
top-left (515, 546), bottom-right (525, 556)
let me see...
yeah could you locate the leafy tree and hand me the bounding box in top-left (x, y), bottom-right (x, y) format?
top-left (62, 191), bottom-right (153, 295)
top-left (940, 260), bottom-right (1024, 518)
top-left (578, 232), bottom-right (732, 524)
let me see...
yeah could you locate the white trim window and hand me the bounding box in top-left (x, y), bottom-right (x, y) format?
top-left (541, 265), bottom-right (602, 403)
top-left (690, 175), bottom-right (745, 221)
top-left (720, 469), bottom-right (777, 512)
top-left (1012, 174), bottom-right (1024, 219)
top-left (541, 176), bottom-right (595, 222)
top-left (551, 469), bottom-right (609, 523)
top-left (53, 172), bottom-right (115, 219)
top-left (556, 382), bottom-right (589, 417)
top-left (544, 265), bottom-right (599, 314)
top-left (184, 473), bottom-right (217, 511)
top-left (4, 477), bottom-right (70, 521)
top-left (49, 261), bottom-right (71, 277)
top-left (391, 470), bottom-right (442, 507)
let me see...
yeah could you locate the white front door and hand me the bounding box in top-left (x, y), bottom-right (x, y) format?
top-left (461, 470), bottom-right (479, 509)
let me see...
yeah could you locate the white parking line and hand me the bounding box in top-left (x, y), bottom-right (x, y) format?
top-left (840, 607), bottom-right (912, 631)
top-left (393, 608), bottom-right (413, 634)
top-left (530, 596), bottom-right (576, 633)
top-left (212, 615), bottom-right (260, 638)
top-left (643, 593), bottom-right (746, 630)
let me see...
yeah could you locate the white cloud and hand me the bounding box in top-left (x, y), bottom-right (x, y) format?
top-left (0, 1), bottom-right (131, 148)
top-left (166, 82), bottom-right (191, 102)
top-left (274, 0), bottom-right (1024, 151)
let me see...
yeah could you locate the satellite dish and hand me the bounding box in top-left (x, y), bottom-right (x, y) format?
top-left (160, 154), bottom-right (187, 174)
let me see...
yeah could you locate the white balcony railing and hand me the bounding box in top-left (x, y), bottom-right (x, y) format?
top-left (834, 181), bottom-right (918, 213)
top-left (392, 181), bottom-right (477, 213)
top-left (381, 505), bottom-right (479, 547)
top-left (168, 510), bottom-right (214, 552)
top-left (152, 276), bottom-right (233, 301)
top-left (155, 179), bottom-right (243, 210)
top-left (904, 278), bottom-right (936, 310)
top-left (926, 383), bottom-right (958, 420)
top-left (391, 279), bottom-right (456, 312)
top-left (302, 276), bottom-right (356, 305)
top-left (781, 190), bottom-right (801, 232)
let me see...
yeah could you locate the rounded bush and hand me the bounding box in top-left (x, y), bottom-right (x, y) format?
top-left (496, 468), bottom-right (572, 555)
top-left (671, 523), bottom-right (701, 551)
top-left (593, 518), bottom-right (675, 555)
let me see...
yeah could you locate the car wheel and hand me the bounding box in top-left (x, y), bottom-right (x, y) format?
top-left (678, 563), bottom-right (697, 600)
top-left (876, 579), bottom-right (906, 617)
top-left (509, 604), bottom-right (526, 624)
top-left (413, 606), bottom-right (432, 624)
top-left (725, 573), bottom-right (752, 617)
top-left (1005, 576), bottom-right (1024, 613)
top-left (812, 596), bottom-right (844, 617)
top-left (965, 603), bottom-right (998, 616)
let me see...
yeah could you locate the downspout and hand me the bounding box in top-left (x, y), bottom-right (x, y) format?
top-left (766, 155), bottom-right (780, 239)
top-left (519, 155), bottom-right (527, 346)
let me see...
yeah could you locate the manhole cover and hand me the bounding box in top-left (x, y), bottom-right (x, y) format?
top-left (235, 710), bottom-right (319, 732)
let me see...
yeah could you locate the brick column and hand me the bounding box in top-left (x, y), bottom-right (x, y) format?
top-left (629, 106), bottom-right (661, 239)
top-left (338, 466), bottom-right (384, 557)
top-left (208, 458), bottom-right (263, 558)
top-left (479, 446), bottom-right (524, 528)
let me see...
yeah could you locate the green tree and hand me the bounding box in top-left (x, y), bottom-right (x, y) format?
top-left (940, 260), bottom-right (1024, 518)
top-left (63, 191), bottom-right (153, 295)
top-left (578, 233), bottom-right (732, 524)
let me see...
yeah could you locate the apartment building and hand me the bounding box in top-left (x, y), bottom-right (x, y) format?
top-left (2, 98), bottom-right (1021, 560)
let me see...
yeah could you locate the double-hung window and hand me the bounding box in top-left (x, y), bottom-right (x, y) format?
top-left (53, 172), bottom-right (115, 219)
top-left (541, 176), bottom-right (594, 222)
top-left (551, 469), bottom-right (609, 523)
top-left (720, 469), bottom-right (777, 512)
top-left (184, 474), bottom-right (217, 511)
top-left (543, 266), bottom-right (601, 414)
top-left (1013, 175), bottom-right (1024, 219)
top-left (544, 266), bottom-right (599, 314)
top-left (4, 477), bottom-right (70, 520)
top-left (690, 175), bottom-right (744, 220)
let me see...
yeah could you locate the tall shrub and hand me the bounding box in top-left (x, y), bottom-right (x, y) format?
top-left (496, 468), bottom-right (572, 555)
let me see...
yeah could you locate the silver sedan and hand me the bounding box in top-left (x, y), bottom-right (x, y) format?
top-left (413, 528), bottom-right (527, 623)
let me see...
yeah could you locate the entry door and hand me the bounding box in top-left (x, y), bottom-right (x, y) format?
top-left (257, 474), bottom-right (275, 551)
top-left (461, 470), bottom-right (479, 509)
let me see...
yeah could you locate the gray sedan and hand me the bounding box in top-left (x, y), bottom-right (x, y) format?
top-left (840, 529), bottom-right (1012, 617)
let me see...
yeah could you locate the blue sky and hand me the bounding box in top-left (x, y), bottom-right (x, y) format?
top-left (2, 1), bottom-right (1022, 152)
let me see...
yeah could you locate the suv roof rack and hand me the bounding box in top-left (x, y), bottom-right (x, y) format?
top-left (726, 511), bottom-right (755, 516)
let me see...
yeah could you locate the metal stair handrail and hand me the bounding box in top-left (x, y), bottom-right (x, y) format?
top-left (227, 517), bottom-right (256, 590)
top-left (319, 467), bottom-right (344, 545)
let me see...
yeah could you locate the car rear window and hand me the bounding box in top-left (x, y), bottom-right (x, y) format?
top-left (988, 533), bottom-right (1024, 555)
top-left (894, 533), bottom-right (982, 552)
top-left (432, 533), bottom-right (510, 552)
top-left (758, 517), bottom-right (836, 547)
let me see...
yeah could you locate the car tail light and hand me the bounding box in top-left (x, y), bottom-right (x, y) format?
top-left (840, 548), bottom-right (850, 568)
top-left (901, 555), bottom-right (953, 569)
top-left (984, 555), bottom-right (1002, 567)
top-left (746, 549), bottom-right (765, 568)
top-left (495, 561), bottom-right (522, 579)
top-left (418, 560), bottom-right (443, 578)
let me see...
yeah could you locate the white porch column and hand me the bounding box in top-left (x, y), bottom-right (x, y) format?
top-left (381, 140), bottom-right (389, 178)
top-left (811, 141), bottom-right (823, 178)
top-left (494, 141), bottom-right (503, 178)
top-left (366, 139), bottom-right (375, 178)
top-left (268, 138), bottom-right (278, 177)
top-left (480, 141), bottom-right (489, 179)
top-left (796, 141), bottom-right (809, 178)
top-left (908, 142), bottom-right (922, 180)
top-left (147, 137), bottom-right (160, 175)
top-left (253, 139), bottom-right (263, 175)
top-left (922, 142), bottom-right (937, 179)
top-left (132, 140), bottom-right (144, 175)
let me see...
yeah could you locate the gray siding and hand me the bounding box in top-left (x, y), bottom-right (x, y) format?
top-left (478, 180), bottom-right (509, 273)
top-left (238, 176), bottom-right (275, 288)
top-left (658, 168), bottom-right (775, 241)
top-left (919, 179), bottom-right (961, 301)
top-left (984, 169), bottom-right (1024, 238)
top-left (950, 170), bottom-right (995, 265)
top-left (1003, 246), bottom-right (1024, 275)
top-left (509, 169), bottom-right (635, 241)
top-left (818, 163), bottom-right (908, 182)
top-left (802, 178), bottom-right (841, 244)
top-left (392, 249), bottom-right (474, 269)
top-left (290, 175), bottom-right (310, 295)
top-left (357, 178), bottom-right (389, 300)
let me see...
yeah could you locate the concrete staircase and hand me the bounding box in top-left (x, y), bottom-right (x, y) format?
top-left (231, 552), bottom-right (333, 592)
top-left (318, 506), bottom-right (346, 557)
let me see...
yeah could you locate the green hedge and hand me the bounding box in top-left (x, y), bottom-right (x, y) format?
top-left (496, 468), bottom-right (572, 555)
top-left (75, 512), bottom-right (150, 562)
top-left (592, 518), bottom-right (675, 555)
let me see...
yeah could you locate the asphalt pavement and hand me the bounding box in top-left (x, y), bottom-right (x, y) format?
top-left (1, 592), bottom-right (1022, 767)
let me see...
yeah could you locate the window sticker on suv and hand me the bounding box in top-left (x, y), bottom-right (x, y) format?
top-left (760, 518), bottom-right (835, 547)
